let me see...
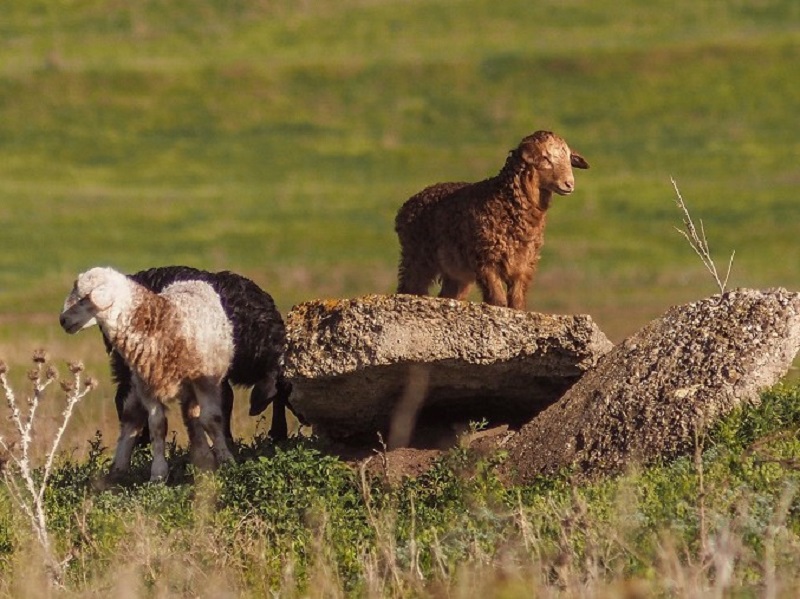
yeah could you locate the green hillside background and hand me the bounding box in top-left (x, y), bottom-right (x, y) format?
top-left (0, 0), bottom-right (798, 442)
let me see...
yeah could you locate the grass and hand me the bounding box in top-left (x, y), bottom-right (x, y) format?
top-left (2, 383), bottom-right (800, 596)
top-left (1, 1), bottom-right (798, 338)
top-left (0, 1), bottom-right (798, 593)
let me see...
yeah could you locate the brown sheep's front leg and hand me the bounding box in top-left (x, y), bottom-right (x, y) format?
top-left (507, 271), bottom-right (533, 311)
top-left (476, 268), bottom-right (507, 307)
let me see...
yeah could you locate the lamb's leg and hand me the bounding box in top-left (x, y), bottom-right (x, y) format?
top-left (108, 389), bottom-right (147, 479)
top-left (507, 273), bottom-right (532, 311)
top-left (140, 394), bottom-right (169, 482)
top-left (476, 268), bottom-right (508, 307)
top-left (249, 372), bottom-right (289, 440)
top-left (270, 393), bottom-right (288, 441)
top-left (221, 379), bottom-right (235, 447)
top-left (397, 251), bottom-right (437, 296)
top-left (181, 396), bottom-right (216, 472)
top-left (112, 353), bottom-right (150, 448)
top-left (439, 276), bottom-right (472, 300)
top-left (193, 378), bottom-right (236, 467)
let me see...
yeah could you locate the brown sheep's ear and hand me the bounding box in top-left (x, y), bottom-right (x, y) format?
top-left (519, 143), bottom-right (539, 165)
top-left (571, 152), bottom-right (589, 169)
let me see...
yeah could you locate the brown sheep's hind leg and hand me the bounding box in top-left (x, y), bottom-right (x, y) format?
top-left (439, 276), bottom-right (472, 301)
top-left (397, 259), bottom-right (437, 296)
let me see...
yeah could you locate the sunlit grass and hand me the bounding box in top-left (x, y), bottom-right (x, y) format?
top-left (2, 382), bottom-right (800, 597)
top-left (0, 2), bottom-right (797, 448)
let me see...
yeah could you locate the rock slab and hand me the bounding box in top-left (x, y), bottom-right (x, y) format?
top-left (504, 288), bottom-right (800, 483)
top-left (284, 294), bottom-right (613, 444)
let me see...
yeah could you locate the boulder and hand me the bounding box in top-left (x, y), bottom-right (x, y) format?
top-left (283, 294), bottom-right (613, 446)
top-left (504, 288), bottom-right (800, 483)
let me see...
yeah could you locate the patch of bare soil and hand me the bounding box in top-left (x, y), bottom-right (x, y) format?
top-left (319, 424), bottom-right (515, 484)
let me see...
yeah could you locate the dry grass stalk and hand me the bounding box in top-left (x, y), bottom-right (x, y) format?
top-left (0, 351), bottom-right (96, 587)
top-left (671, 177), bottom-right (735, 294)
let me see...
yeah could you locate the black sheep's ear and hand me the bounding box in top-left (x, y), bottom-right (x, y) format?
top-left (571, 152), bottom-right (589, 169)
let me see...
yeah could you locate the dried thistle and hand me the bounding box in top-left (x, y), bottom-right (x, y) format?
top-left (68, 361), bottom-right (84, 374)
top-left (671, 177), bottom-right (735, 295)
top-left (0, 350), bottom-right (96, 588)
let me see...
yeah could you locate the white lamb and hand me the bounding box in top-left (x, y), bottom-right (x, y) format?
top-left (60, 266), bottom-right (235, 482)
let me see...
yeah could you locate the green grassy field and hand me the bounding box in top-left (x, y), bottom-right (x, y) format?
top-left (1, 2), bottom-right (799, 595)
top-left (2, 0), bottom-right (798, 447)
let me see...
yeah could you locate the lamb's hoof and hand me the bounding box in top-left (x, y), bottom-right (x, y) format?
top-left (213, 450), bottom-right (236, 469)
top-left (93, 469), bottom-right (124, 491)
top-left (269, 425), bottom-right (288, 442)
top-left (149, 461), bottom-right (169, 483)
top-left (189, 442), bottom-right (217, 472)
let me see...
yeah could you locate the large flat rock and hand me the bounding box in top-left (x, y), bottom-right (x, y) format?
top-left (284, 294), bottom-right (612, 445)
top-left (504, 288), bottom-right (800, 483)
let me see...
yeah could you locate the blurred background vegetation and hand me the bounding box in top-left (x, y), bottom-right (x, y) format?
top-left (0, 0), bottom-right (798, 443)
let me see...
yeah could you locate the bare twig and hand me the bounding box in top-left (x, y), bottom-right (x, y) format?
top-left (0, 352), bottom-right (96, 587)
top-left (671, 177), bottom-right (735, 294)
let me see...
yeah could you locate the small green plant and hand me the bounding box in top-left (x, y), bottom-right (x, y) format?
top-left (0, 350), bottom-right (96, 587)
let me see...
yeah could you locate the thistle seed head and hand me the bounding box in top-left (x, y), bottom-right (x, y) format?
top-left (68, 361), bottom-right (84, 374)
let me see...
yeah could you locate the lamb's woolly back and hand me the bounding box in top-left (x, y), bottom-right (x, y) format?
top-left (63, 267), bottom-right (234, 402)
top-left (395, 130), bottom-right (589, 310)
top-left (120, 280), bottom-right (233, 402)
top-left (125, 266), bottom-right (286, 388)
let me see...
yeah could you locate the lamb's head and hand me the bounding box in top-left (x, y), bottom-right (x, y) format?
top-left (518, 130), bottom-right (589, 196)
top-left (60, 267), bottom-right (133, 334)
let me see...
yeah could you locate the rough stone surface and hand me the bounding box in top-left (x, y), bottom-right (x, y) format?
top-left (504, 288), bottom-right (800, 483)
top-left (284, 294), bottom-right (613, 444)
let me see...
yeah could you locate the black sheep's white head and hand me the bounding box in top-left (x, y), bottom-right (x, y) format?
top-left (60, 267), bottom-right (133, 334)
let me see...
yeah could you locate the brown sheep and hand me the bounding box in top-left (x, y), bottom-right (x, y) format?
top-left (395, 130), bottom-right (589, 310)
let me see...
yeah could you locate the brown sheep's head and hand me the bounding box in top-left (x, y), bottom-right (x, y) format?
top-left (519, 130), bottom-right (589, 196)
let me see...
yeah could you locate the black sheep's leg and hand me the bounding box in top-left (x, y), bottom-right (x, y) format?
top-left (269, 376), bottom-right (293, 441)
top-left (221, 379), bottom-right (234, 447)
